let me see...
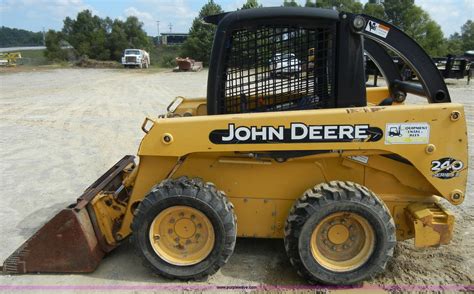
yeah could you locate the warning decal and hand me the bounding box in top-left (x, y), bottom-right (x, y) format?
top-left (365, 20), bottom-right (390, 38)
top-left (385, 123), bottom-right (430, 145)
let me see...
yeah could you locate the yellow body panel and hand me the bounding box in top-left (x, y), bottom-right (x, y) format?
top-left (93, 94), bottom-right (467, 248)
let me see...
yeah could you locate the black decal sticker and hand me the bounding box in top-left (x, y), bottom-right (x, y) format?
top-left (209, 123), bottom-right (383, 144)
top-left (431, 157), bottom-right (464, 179)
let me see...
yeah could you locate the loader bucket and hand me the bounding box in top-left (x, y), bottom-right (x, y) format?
top-left (1, 155), bottom-right (135, 274)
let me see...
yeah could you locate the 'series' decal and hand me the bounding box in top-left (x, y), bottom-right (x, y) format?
top-left (209, 123), bottom-right (383, 144)
top-left (385, 123), bottom-right (430, 145)
top-left (431, 158), bottom-right (464, 179)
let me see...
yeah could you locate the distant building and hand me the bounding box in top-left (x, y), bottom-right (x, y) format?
top-left (369, 0), bottom-right (384, 4)
top-left (160, 33), bottom-right (188, 45)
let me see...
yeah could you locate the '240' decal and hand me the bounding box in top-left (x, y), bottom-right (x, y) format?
top-left (431, 158), bottom-right (463, 179)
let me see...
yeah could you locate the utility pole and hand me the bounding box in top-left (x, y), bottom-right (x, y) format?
top-left (156, 20), bottom-right (160, 45)
top-left (168, 23), bottom-right (173, 33)
top-left (42, 27), bottom-right (46, 46)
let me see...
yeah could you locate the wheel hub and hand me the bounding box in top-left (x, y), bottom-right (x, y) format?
top-left (174, 218), bottom-right (196, 239)
top-left (149, 206), bottom-right (215, 266)
top-left (310, 212), bottom-right (375, 272)
top-left (327, 224), bottom-right (349, 244)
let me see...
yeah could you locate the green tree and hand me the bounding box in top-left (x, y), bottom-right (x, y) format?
top-left (283, 0), bottom-right (300, 7)
top-left (123, 16), bottom-right (151, 50)
top-left (45, 9), bottom-right (150, 62)
top-left (61, 10), bottom-right (109, 59)
top-left (181, 0), bottom-right (223, 65)
top-left (363, 3), bottom-right (385, 19)
top-left (460, 20), bottom-right (474, 51)
top-left (383, 0), bottom-right (414, 28)
top-left (384, 3), bottom-right (445, 56)
top-left (305, 0), bottom-right (317, 8)
top-left (107, 19), bottom-right (129, 60)
top-left (242, 0), bottom-right (262, 9)
top-left (316, 0), bottom-right (362, 13)
top-left (0, 27), bottom-right (43, 47)
top-left (445, 32), bottom-right (464, 56)
top-left (44, 30), bottom-right (66, 61)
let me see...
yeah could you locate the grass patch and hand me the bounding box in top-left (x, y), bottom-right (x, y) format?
top-left (149, 45), bottom-right (181, 68)
top-left (17, 49), bottom-right (52, 66)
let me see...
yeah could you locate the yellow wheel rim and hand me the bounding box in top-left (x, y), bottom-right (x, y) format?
top-left (149, 206), bottom-right (215, 266)
top-left (310, 212), bottom-right (375, 272)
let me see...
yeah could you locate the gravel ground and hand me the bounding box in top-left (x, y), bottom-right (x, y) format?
top-left (0, 68), bottom-right (472, 292)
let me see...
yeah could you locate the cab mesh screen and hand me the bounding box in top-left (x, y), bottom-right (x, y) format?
top-left (220, 25), bottom-right (336, 114)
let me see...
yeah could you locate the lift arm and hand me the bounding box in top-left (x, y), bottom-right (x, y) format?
top-left (355, 14), bottom-right (450, 103)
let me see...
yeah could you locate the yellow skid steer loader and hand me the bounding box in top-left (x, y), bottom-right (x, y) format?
top-left (1, 8), bottom-right (467, 285)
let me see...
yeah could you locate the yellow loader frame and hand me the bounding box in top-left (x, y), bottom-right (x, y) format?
top-left (90, 88), bottom-right (467, 249)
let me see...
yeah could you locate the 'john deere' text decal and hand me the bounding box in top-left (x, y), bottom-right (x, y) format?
top-left (209, 123), bottom-right (383, 144)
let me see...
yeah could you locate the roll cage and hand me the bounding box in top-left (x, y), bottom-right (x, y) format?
top-left (204, 7), bottom-right (450, 115)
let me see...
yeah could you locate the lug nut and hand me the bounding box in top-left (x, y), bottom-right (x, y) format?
top-left (168, 229), bottom-right (173, 234)
top-left (169, 218), bottom-right (175, 224)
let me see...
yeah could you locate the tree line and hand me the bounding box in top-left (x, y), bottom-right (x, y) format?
top-left (40, 0), bottom-right (473, 64)
top-left (45, 10), bottom-right (150, 61)
top-left (183, 0), bottom-right (472, 63)
top-left (0, 26), bottom-right (44, 47)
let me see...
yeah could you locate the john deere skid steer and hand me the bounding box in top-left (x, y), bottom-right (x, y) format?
top-left (1, 8), bottom-right (468, 285)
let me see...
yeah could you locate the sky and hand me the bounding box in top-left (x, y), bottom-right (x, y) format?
top-left (0, 0), bottom-right (472, 38)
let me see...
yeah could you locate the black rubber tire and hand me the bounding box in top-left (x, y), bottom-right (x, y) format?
top-left (284, 181), bottom-right (396, 285)
top-left (131, 176), bottom-right (237, 280)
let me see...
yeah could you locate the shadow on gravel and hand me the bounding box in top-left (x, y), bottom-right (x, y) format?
top-left (87, 237), bottom-right (305, 285)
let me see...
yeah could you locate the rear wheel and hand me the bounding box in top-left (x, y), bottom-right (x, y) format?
top-left (284, 181), bottom-right (396, 285)
top-left (131, 177), bottom-right (236, 280)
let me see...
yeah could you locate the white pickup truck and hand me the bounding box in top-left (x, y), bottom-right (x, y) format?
top-left (121, 49), bottom-right (150, 68)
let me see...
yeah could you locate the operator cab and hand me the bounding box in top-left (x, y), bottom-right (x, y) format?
top-left (204, 7), bottom-right (450, 115)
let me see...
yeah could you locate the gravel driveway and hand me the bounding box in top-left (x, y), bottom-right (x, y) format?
top-left (0, 68), bottom-right (472, 292)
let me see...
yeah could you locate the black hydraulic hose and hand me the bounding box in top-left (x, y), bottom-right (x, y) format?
top-left (392, 79), bottom-right (425, 97)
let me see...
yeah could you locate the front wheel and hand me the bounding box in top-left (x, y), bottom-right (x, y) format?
top-left (284, 181), bottom-right (396, 285)
top-left (131, 177), bottom-right (237, 280)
